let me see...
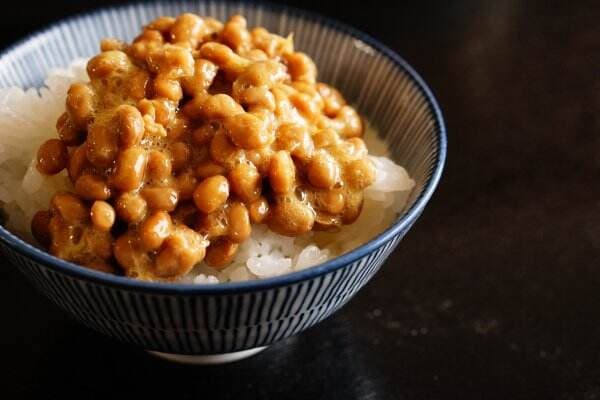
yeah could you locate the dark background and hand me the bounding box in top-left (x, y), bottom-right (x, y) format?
top-left (2, 0), bottom-right (599, 398)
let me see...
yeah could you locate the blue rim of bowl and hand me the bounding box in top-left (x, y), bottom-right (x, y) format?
top-left (0, 0), bottom-right (447, 294)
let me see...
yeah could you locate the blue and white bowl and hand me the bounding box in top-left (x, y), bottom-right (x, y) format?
top-left (0, 1), bottom-right (446, 363)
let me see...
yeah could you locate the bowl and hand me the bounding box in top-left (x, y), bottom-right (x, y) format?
top-left (0, 1), bottom-right (446, 364)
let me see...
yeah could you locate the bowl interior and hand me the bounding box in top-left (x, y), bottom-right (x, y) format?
top-left (0, 1), bottom-right (445, 290)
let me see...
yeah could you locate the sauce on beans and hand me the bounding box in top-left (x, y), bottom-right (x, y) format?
top-left (32, 13), bottom-right (376, 281)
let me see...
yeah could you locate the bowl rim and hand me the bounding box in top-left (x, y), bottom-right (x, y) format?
top-left (0, 0), bottom-right (447, 294)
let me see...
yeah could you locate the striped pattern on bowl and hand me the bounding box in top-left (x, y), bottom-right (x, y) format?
top-left (0, 1), bottom-right (446, 355)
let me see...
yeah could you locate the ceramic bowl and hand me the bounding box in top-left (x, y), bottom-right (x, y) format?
top-left (0, 1), bottom-right (446, 364)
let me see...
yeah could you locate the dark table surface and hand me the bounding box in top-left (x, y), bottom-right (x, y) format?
top-left (2, 0), bottom-right (599, 398)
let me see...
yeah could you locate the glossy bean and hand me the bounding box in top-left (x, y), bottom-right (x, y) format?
top-left (307, 151), bottom-right (340, 189)
top-left (90, 201), bottom-right (116, 231)
top-left (269, 151), bottom-right (296, 194)
top-left (204, 238), bottom-right (238, 268)
top-left (66, 83), bottom-right (95, 129)
top-left (140, 211), bottom-right (172, 250)
top-left (111, 146), bottom-right (147, 191)
top-left (141, 187), bottom-right (179, 212)
top-left (228, 162), bottom-right (261, 202)
top-left (75, 174), bottom-right (111, 201)
top-left (193, 175), bottom-right (229, 214)
top-left (248, 197), bottom-right (270, 224)
top-left (51, 192), bottom-right (89, 224)
top-left (115, 192), bottom-right (147, 223)
top-left (36, 139), bottom-right (68, 175)
top-left (115, 104), bottom-right (144, 147)
top-left (227, 202), bottom-right (251, 243)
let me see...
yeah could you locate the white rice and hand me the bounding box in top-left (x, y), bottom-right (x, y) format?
top-left (0, 60), bottom-right (415, 283)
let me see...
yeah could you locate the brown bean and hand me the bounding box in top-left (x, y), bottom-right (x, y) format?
top-left (86, 121), bottom-right (119, 168)
top-left (307, 151), bottom-right (340, 189)
top-left (195, 160), bottom-right (226, 178)
top-left (68, 145), bottom-right (90, 182)
top-left (269, 151), bottom-right (296, 194)
top-left (56, 112), bottom-right (84, 146)
top-left (313, 211), bottom-right (342, 231)
top-left (142, 114), bottom-right (167, 138)
top-left (153, 99), bottom-right (176, 126)
top-left (209, 131), bottom-right (244, 168)
top-left (127, 69), bottom-right (150, 101)
top-left (289, 91), bottom-right (321, 120)
top-left (183, 93), bottom-right (243, 120)
top-left (292, 81), bottom-right (322, 100)
top-left (345, 158), bottom-right (376, 190)
top-left (336, 106), bottom-right (363, 138)
top-left (196, 207), bottom-right (229, 238)
top-left (312, 128), bottom-right (339, 148)
top-left (130, 29), bottom-right (164, 62)
top-left (75, 174), bottom-right (111, 201)
top-left (100, 38), bottom-right (126, 52)
top-left (141, 187), bottom-right (179, 212)
top-left (182, 59), bottom-right (219, 95)
top-left (36, 139), bottom-right (68, 175)
top-left (245, 49), bottom-right (269, 61)
top-left (115, 104), bottom-right (144, 147)
top-left (204, 238), bottom-right (238, 268)
top-left (199, 42), bottom-right (250, 77)
top-left (170, 13), bottom-right (204, 45)
top-left (66, 83), bottom-right (95, 129)
top-left (113, 232), bottom-right (145, 273)
top-left (248, 197), bottom-right (270, 224)
top-left (285, 52), bottom-right (317, 83)
top-left (233, 85), bottom-right (275, 111)
top-left (31, 210), bottom-right (52, 247)
top-left (228, 162), bottom-right (261, 202)
top-left (341, 194), bottom-right (364, 225)
top-left (314, 190), bottom-right (345, 214)
top-left (316, 83), bottom-right (345, 117)
top-left (224, 112), bottom-right (273, 149)
top-left (244, 147), bottom-right (274, 175)
top-left (111, 146), bottom-right (147, 191)
top-left (251, 27), bottom-right (293, 56)
top-left (276, 124), bottom-right (314, 161)
top-left (51, 192), bottom-right (88, 224)
top-left (227, 202), bottom-right (251, 243)
top-left (146, 16), bottom-right (175, 33)
top-left (153, 76), bottom-right (183, 102)
top-left (221, 15), bottom-right (250, 52)
top-left (137, 98), bottom-right (155, 119)
top-left (47, 215), bottom-right (68, 255)
top-left (193, 175), bottom-right (229, 214)
top-left (203, 94), bottom-right (245, 119)
top-left (87, 50), bottom-right (130, 79)
top-left (345, 137), bottom-right (368, 158)
top-left (147, 44), bottom-right (195, 77)
top-left (147, 150), bottom-right (173, 182)
top-left (238, 60), bottom-right (287, 88)
top-left (140, 211), bottom-right (172, 251)
top-left (266, 194), bottom-right (314, 236)
top-left (90, 201), bottom-right (115, 231)
top-left (170, 142), bottom-right (190, 173)
top-left (115, 192), bottom-right (147, 223)
top-left (154, 226), bottom-right (207, 277)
